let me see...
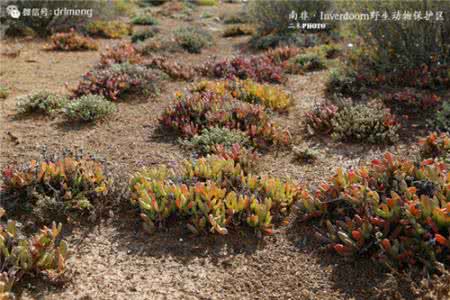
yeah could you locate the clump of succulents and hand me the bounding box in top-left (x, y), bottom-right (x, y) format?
top-left (193, 79), bottom-right (291, 112)
top-left (98, 43), bottom-right (143, 67)
top-left (0, 208), bottom-right (68, 297)
top-left (180, 127), bottom-right (250, 155)
top-left (16, 91), bottom-right (68, 115)
top-left (74, 63), bottom-right (160, 101)
top-left (201, 55), bottom-right (285, 84)
top-left (64, 95), bottom-right (117, 122)
top-left (331, 104), bottom-right (400, 144)
top-left (264, 46), bottom-right (301, 64)
top-left (130, 155), bottom-right (299, 235)
top-left (160, 91), bottom-right (290, 148)
top-left (298, 151), bottom-right (449, 270)
top-left (85, 20), bottom-right (132, 39)
top-left (173, 27), bottom-right (212, 53)
top-left (419, 132), bottom-right (449, 163)
top-left (304, 103), bottom-right (338, 135)
top-left (1, 156), bottom-right (111, 222)
top-left (49, 29), bottom-right (98, 51)
top-left (145, 56), bottom-right (196, 81)
top-left (383, 89), bottom-right (441, 114)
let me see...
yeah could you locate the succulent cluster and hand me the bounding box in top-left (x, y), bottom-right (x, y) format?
top-left (64, 95), bottom-right (117, 122)
top-left (16, 92), bottom-right (68, 115)
top-left (0, 209), bottom-right (68, 296)
top-left (160, 91), bottom-right (290, 148)
top-left (74, 63), bottom-right (160, 101)
top-left (0, 84), bottom-right (9, 99)
top-left (49, 30), bottom-right (98, 51)
top-left (1, 157), bottom-right (110, 222)
top-left (145, 56), bottom-right (196, 81)
top-left (383, 90), bottom-right (441, 114)
top-left (130, 156), bottom-right (299, 234)
top-left (330, 105), bottom-right (400, 144)
top-left (419, 132), bottom-right (449, 163)
top-left (298, 152), bottom-right (449, 270)
top-left (173, 27), bottom-right (212, 53)
top-left (264, 46), bottom-right (301, 65)
top-left (85, 20), bottom-right (132, 39)
top-left (202, 55), bottom-right (285, 84)
top-left (304, 103), bottom-right (338, 135)
top-left (223, 25), bottom-right (255, 37)
top-left (193, 79), bottom-right (291, 112)
top-left (98, 43), bottom-right (143, 67)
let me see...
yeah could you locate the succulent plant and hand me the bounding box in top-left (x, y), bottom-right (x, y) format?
top-left (298, 151), bottom-right (449, 270)
top-left (130, 155), bottom-right (299, 235)
top-left (0, 208), bottom-right (68, 296)
top-left (49, 29), bottom-right (98, 51)
top-left (1, 157), bottom-right (110, 222)
top-left (74, 63), bottom-right (160, 101)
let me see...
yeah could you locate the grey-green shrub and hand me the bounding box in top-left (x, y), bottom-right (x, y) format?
top-left (131, 15), bottom-right (159, 25)
top-left (331, 104), bottom-right (400, 144)
top-left (64, 95), bottom-right (116, 122)
top-left (434, 101), bottom-right (450, 132)
top-left (174, 27), bottom-right (212, 53)
top-left (131, 27), bottom-right (159, 43)
top-left (291, 53), bottom-right (326, 72)
top-left (16, 92), bottom-right (68, 115)
top-left (180, 127), bottom-right (249, 155)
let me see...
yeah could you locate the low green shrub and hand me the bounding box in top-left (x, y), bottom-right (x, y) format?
top-left (130, 155), bottom-right (299, 235)
top-left (180, 127), bottom-right (250, 155)
top-left (16, 92), bottom-right (68, 115)
top-left (320, 43), bottom-right (341, 59)
top-left (331, 104), bottom-right (400, 144)
top-left (223, 25), bottom-right (255, 37)
top-left (288, 53), bottom-right (326, 73)
top-left (434, 101), bottom-right (450, 133)
top-left (64, 95), bottom-right (117, 122)
top-left (174, 27), bottom-right (212, 53)
top-left (326, 67), bottom-right (364, 98)
top-left (194, 0), bottom-right (218, 6)
top-left (131, 27), bottom-right (160, 43)
top-left (131, 14), bottom-right (159, 25)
